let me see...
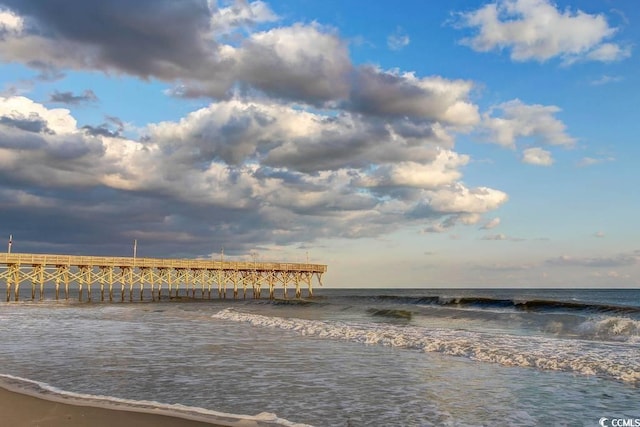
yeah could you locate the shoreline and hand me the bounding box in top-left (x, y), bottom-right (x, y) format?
top-left (0, 386), bottom-right (227, 427)
top-left (0, 376), bottom-right (297, 427)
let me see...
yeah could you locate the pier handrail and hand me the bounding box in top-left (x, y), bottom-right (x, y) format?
top-left (0, 253), bottom-right (327, 273)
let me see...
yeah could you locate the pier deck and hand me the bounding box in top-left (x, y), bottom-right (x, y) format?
top-left (0, 253), bottom-right (327, 302)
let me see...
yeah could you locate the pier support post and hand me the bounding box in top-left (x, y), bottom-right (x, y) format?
top-left (12, 265), bottom-right (21, 302)
top-left (119, 267), bottom-right (126, 302)
top-left (217, 269), bottom-right (224, 299)
top-left (282, 272), bottom-right (289, 300)
top-left (232, 270), bottom-right (238, 299)
top-left (99, 267), bottom-right (105, 302)
top-left (128, 268), bottom-right (134, 302)
top-left (107, 267), bottom-right (113, 302)
top-left (38, 265), bottom-right (45, 301)
top-left (63, 266), bottom-right (69, 300)
top-left (294, 272), bottom-right (301, 299)
top-left (268, 272), bottom-right (275, 300)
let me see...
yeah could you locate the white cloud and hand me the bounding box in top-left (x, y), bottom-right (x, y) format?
top-left (577, 156), bottom-right (615, 167)
top-left (522, 147), bottom-right (554, 166)
top-left (362, 150), bottom-right (468, 189)
top-left (480, 217), bottom-right (501, 230)
top-left (456, 0), bottom-right (630, 63)
top-left (594, 231), bottom-right (605, 238)
top-left (427, 184), bottom-right (508, 214)
top-left (481, 99), bottom-right (575, 148)
top-left (589, 75), bottom-right (623, 86)
top-left (387, 27), bottom-right (410, 51)
top-left (0, 8), bottom-right (23, 33)
top-left (211, 0), bottom-right (279, 34)
top-left (583, 43), bottom-right (631, 63)
top-left (0, 95), bottom-right (77, 134)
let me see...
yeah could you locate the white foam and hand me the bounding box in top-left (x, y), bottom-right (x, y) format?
top-left (0, 373), bottom-right (312, 427)
top-left (213, 308), bottom-right (640, 384)
top-left (576, 317), bottom-right (640, 343)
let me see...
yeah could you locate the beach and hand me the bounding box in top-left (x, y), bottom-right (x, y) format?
top-left (0, 386), bottom-right (231, 427)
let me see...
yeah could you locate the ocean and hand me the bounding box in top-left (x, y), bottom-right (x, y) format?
top-left (0, 288), bottom-right (638, 426)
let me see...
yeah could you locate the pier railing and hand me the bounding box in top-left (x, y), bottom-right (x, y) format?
top-left (0, 253), bottom-right (327, 303)
top-left (0, 253), bottom-right (326, 272)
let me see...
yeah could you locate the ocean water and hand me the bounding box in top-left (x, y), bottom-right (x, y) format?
top-left (0, 288), bottom-right (639, 426)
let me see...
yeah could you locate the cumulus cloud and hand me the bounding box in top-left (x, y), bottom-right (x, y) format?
top-left (481, 99), bottom-right (575, 148)
top-left (0, 1), bottom-right (482, 125)
top-left (349, 66), bottom-right (479, 125)
top-left (0, 96), bottom-right (76, 134)
top-left (211, 0), bottom-right (279, 34)
top-left (0, 7), bottom-right (22, 33)
top-left (235, 23), bottom-right (352, 103)
top-left (0, 2), bottom-right (514, 256)
top-left (522, 147), bottom-right (553, 166)
top-left (0, 0), bottom-right (217, 81)
top-left (0, 94), bottom-right (509, 254)
top-left (426, 184), bottom-right (508, 215)
top-left (455, 0), bottom-right (631, 64)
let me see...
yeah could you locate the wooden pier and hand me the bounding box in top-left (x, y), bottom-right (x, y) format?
top-left (0, 253), bottom-right (327, 302)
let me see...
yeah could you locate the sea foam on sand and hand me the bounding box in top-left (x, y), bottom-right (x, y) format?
top-left (0, 374), bottom-right (312, 427)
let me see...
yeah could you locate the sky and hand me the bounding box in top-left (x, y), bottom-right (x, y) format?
top-left (0, 0), bottom-right (638, 288)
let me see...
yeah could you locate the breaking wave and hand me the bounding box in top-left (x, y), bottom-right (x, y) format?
top-left (366, 308), bottom-right (412, 320)
top-left (357, 295), bottom-right (640, 316)
top-left (576, 317), bottom-right (640, 342)
top-left (212, 308), bottom-right (640, 384)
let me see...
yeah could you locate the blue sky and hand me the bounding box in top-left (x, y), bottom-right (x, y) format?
top-left (0, 0), bottom-right (638, 287)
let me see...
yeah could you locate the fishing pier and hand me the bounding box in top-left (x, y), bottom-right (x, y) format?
top-left (0, 253), bottom-right (327, 302)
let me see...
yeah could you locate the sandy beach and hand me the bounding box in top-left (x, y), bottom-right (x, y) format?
top-left (0, 386), bottom-right (229, 427)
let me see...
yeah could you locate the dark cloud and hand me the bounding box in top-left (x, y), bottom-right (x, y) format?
top-left (0, 1), bottom-right (480, 124)
top-left (236, 24), bottom-right (352, 104)
top-left (348, 66), bottom-right (476, 123)
top-left (0, 126), bottom-right (48, 150)
top-left (26, 61), bottom-right (66, 81)
top-left (0, 113), bottom-right (53, 133)
top-left (82, 124), bottom-right (120, 138)
top-left (2, 0), bottom-right (216, 79)
top-left (50, 89), bottom-right (98, 105)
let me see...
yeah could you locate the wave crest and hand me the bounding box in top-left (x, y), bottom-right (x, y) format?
top-left (577, 318), bottom-right (640, 342)
top-left (213, 308), bottom-right (640, 384)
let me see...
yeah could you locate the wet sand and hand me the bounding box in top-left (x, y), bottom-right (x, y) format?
top-left (0, 386), bottom-right (229, 427)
